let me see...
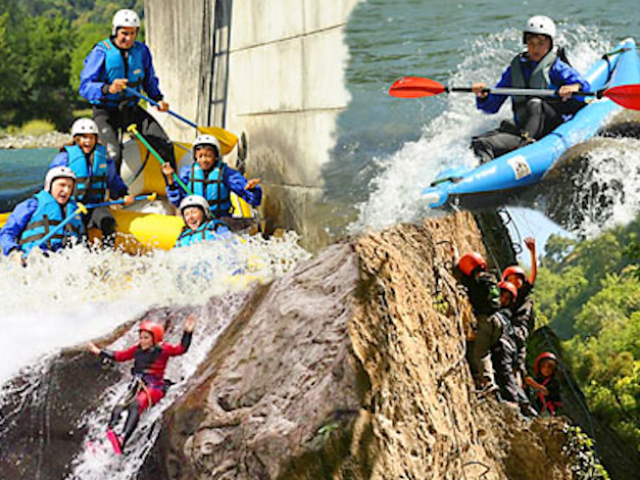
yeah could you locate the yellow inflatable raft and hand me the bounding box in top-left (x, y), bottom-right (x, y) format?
top-left (1, 133), bottom-right (257, 255)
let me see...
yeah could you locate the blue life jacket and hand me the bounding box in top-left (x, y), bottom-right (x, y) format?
top-left (19, 191), bottom-right (83, 255)
top-left (175, 219), bottom-right (229, 248)
top-left (91, 38), bottom-right (146, 108)
top-left (189, 163), bottom-right (232, 217)
top-left (65, 144), bottom-right (109, 204)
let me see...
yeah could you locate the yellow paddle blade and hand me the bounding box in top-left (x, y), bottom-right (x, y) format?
top-left (196, 126), bottom-right (239, 155)
top-left (0, 212), bottom-right (10, 229)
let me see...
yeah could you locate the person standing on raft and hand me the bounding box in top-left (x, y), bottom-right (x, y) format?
top-left (470, 15), bottom-right (590, 162)
top-left (79, 8), bottom-right (175, 172)
top-left (87, 314), bottom-right (196, 454)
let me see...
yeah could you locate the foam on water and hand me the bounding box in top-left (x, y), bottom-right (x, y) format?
top-left (64, 296), bottom-right (243, 480)
top-left (561, 137), bottom-right (640, 236)
top-left (0, 232), bottom-right (310, 384)
top-left (349, 25), bottom-right (612, 234)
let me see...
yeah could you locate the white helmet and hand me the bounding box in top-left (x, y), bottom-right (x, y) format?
top-left (523, 15), bottom-right (556, 43)
top-left (179, 195), bottom-right (211, 219)
top-left (71, 118), bottom-right (99, 137)
top-left (112, 9), bottom-right (141, 36)
top-left (45, 167), bottom-right (76, 192)
top-left (193, 134), bottom-right (221, 156)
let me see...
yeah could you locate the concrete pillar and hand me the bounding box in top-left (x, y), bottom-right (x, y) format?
top-left (145, 0), bottom-right (360, 249)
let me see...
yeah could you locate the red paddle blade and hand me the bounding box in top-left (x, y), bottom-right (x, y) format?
top-left (389, 76), bottom-right (446, 98)
top-left (602, 84), bottom-right (640, 110)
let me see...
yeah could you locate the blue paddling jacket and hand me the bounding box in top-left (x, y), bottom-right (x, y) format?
top-left (50, 144), bottom-right (128, 204)
top-left (79, 37), bottom-right (164, 109)
top-left (166, 162), bottom-right (262, 218)
top-left (0, 190), bottom-right (84, 256)
top-left (476, 50), bottom-right (590, 124)
top-left (174, 219), bottom-right (231, 248)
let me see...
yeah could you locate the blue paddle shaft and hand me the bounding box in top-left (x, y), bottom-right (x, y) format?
top-left (125, 87), bottom-right (198, 129)
top-left (27, 206), bottom-right (85, 255)
top-left (84, 194), bottom-right (152, 209)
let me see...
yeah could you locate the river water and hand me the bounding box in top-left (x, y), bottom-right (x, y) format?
top-left (330, 0), bottom-right (640, 235)
top-left (2, 0), bottom-right (640, 375)
top-left (1, 1), bottom-right (640, 477)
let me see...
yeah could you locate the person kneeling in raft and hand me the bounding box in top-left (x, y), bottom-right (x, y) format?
top-left (87, 314), bottom-right (196, 455)
top-left (0, 167), bottom-right (84, 266)
top-left (175, 195), bottom-right (231, 248)
top-left (162, 134), bottom-right (262, 219)
top-left (50, 118), bottom-right (134, 248)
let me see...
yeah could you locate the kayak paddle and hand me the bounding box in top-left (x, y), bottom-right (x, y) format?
top-left (127, 125), bottom-right (194, 196)
top-left (124, 87), bottom-right (238, 154)
top-left (389, 76), bottom-right (640, 110)
top-left (26, 202), bottom-right (88, 256)
top-left (84, 192), bottom-right (158, 210)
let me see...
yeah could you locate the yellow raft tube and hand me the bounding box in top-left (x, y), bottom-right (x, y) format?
top-left (1, 135), bottom-right (256, 255)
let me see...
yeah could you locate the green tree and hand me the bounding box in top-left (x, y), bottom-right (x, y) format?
top-left (16, 14), bottom-right (74, 129)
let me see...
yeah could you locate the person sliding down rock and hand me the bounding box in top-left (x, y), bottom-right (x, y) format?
top-left (471, 281), bottom-right (533, 416)
top-left (501, 237), bottom-right (537, 386)
top-left (87, 315), bottom-right (196, 454)
top-left (525, 351), bottom-right (562, 416)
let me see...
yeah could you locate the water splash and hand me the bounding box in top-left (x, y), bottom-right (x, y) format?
top-left (0, 233), bottom-right (309, 384)
top-left (64, 297), bottom-right (243, 480)
top-left (549, 138), bottom-right (640, 236)
top-left (349, 25), bottom-right (613, 234)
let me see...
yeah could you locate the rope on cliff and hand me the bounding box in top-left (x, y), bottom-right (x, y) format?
top-left (502, 209), bottom-right (600, 456)
top-left (462, 460), bottom-right (491, 479)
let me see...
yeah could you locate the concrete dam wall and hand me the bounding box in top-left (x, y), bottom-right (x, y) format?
top-left (145, 0), bottom-right (360, 248)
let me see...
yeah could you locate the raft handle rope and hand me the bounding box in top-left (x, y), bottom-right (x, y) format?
top-left (497, 207), bottom-right (523, 256)
top-left (124, 140), bottom-right (151, 189)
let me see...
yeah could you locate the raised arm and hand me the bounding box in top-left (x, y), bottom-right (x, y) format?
top-left (524, 237), bottom-right (537, 285)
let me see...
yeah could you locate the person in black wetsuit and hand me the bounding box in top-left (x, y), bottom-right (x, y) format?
top-left (87, 314), bottom-right (196, 453)
top-left (472, 281), bottom-right (533, 416)
top-left (501, 237), bottom-right (538, 386)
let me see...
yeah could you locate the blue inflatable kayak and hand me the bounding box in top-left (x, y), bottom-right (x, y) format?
top-left (422, 38), bottom-right (640, 210)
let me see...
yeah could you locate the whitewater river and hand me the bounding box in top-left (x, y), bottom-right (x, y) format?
top-left (1, 1), bottom-right (640, 476)
top-left (2, 0), bottom-right (640, 381)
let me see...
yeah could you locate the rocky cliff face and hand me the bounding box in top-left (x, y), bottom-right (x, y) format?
top-left (3, 212), bottom-right (635, 480)
top-left (140, 212), bottom-right (586, 480)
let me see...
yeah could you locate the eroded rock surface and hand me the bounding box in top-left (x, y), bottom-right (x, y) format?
top-left (150, 213), bottom-right (587, 480)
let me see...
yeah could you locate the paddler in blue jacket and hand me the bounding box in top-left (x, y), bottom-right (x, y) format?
top-left (470, 15), bottom-right (590, 163)
top-left (49, 118), bottom-right (134, 248)
top-left (79, 9), bottom-right (175, 173)
top-left (174, 195), bottom-right (231, 248)
top-left (0, 167), bottom-right (84, 265)
top-left (161, 134), bottom-right (262, 220)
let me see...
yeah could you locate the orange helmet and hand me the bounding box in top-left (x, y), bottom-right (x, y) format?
top-left (458, 252), bottom-right (487, 276)
top-left (534, 351), bottom-right (558, 375)
top-left (498, 280), bottom-right (518, 302)
top-left (139, 320), bottom-right (164, 344)
top-left (502, 265), bottom-right (526, 283)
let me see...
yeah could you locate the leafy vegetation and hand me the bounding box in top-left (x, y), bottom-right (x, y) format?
top-left (535, 216), bottom-right (640, 451)
top-left (0, 0), bottom-right (145, 131)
